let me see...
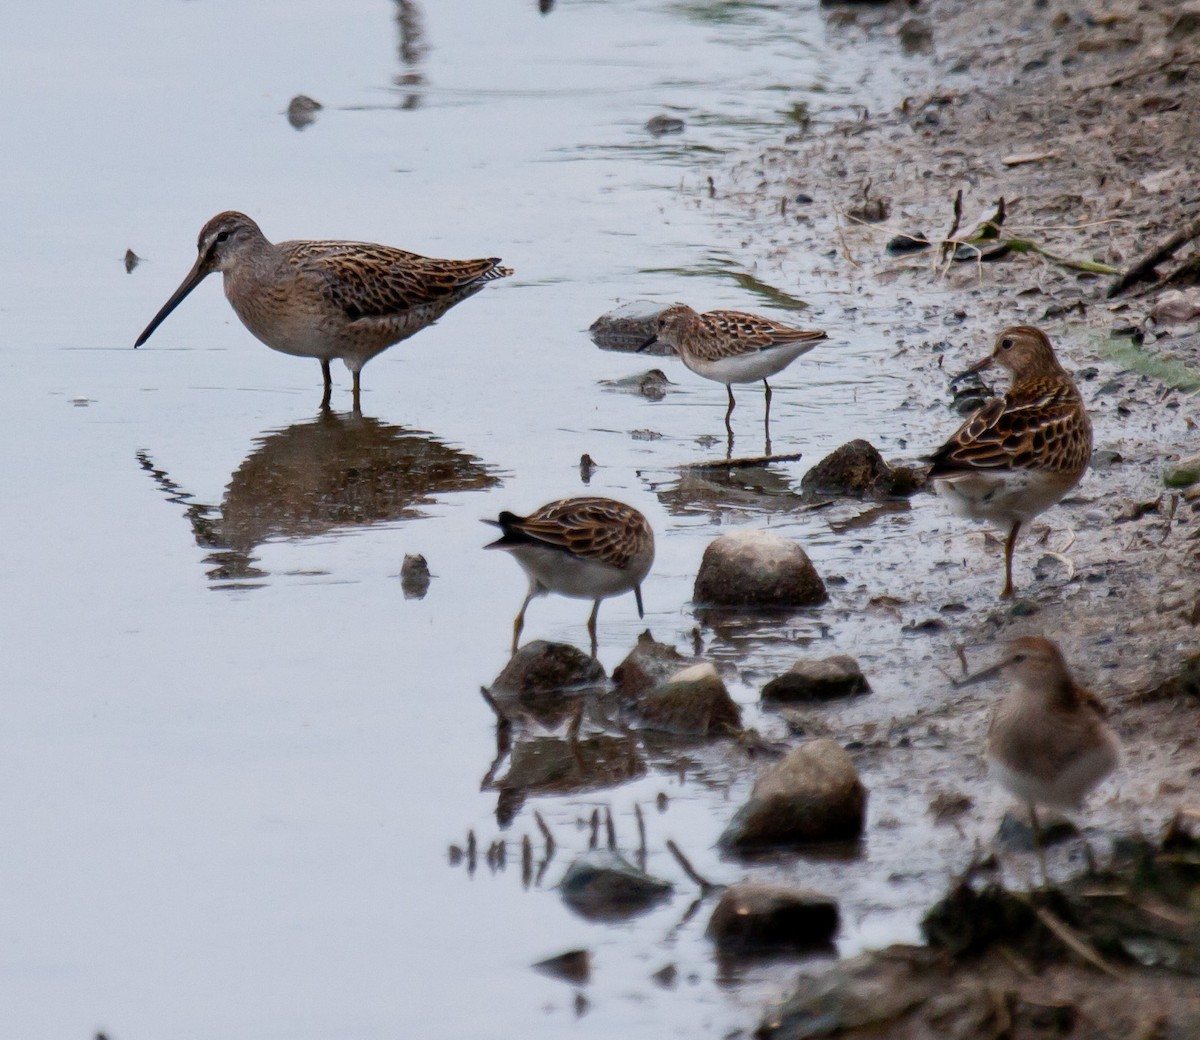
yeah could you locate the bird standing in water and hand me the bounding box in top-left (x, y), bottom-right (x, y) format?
top-left (134, 211), bottom-right (512, 410)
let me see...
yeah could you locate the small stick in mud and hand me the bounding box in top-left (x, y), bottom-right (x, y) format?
top-left (604, 806), bottom-right (616, 850)
top-left (634, 803), bottom-right (648, 871)
top-left (665, 839), bottom-right (721, 896)
top-left (588, 808), bottom-right (601, 850)
top-left (521, 834), bottom-right (533, 888)
top-left (940, 188), bottom-right (963, 265)
top-left (467, 830), bottom-right (477, 874)
top-left (1107, 212), bottom-right (1200, 298)
top-left (1031, 903), bottom-right (1122, 978)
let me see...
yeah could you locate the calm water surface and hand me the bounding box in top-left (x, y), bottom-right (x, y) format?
top-left (1, 3), bottom-right (958, 1037)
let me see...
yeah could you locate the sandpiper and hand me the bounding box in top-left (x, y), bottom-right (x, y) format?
top-left (484, 497), bottom-right (655, 656)
top-left (960, 636), bottom-right (1120, 879)
top-left (927, 326), bottom-right (1092, 598)
top-left (134, 211), bottom-right (512, 410)
top-left (638, 304), bottom-right (828, 440)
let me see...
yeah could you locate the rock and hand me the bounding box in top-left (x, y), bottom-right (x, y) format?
top-left (123, 249), bottom-right (140, 273)
top-left (489, 640), bottom-right (606, 706)
top-left (885, 232), bottom-right (930, 254)
top-left (532, 948), bottom-right (591, 984)
top-left (1163, 452), bottom-right (1200, 488)
top-left (600, 368), bottom-right (673, 400)
top-left (1151, 288), bottom-right (1200, 324)
top-left (801, 439), bottom-right (922, 498)
top-left (1178, 653), bottom-right (1200, 699)
top-left (720, 739), bottom-right (866, 851)
top-left (645, 114), bottom-right (685, 136)
top-left (694, 530), bottom-right (828, 609)
top-left (898, 18), bottom-right (933, 53)
top-left (400, 553), bottom-right (431, 598)
top-left (637, 662), bottom-right (742, 735)
top-left (589, 301), bottom-right (680, 354)
top-left (559, 850), bottom-right (673, 920)
top-left (613, 630), bottom-right (693, 698)
top-left (1169, 1), bottom-right (1200, 38)
top-left (286, 94), bottom-right (323, 130)
top-left (762, 655), bottom-right (870, 703)
top-left (707, 883), bottom-right (839, 953)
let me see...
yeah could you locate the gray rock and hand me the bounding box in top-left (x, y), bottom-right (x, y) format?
top-left (645, 114), bottom-right (685, 136)
top-left (1163, 452), bottom-right (1200, 489)
top-left (532, 948), bottom-right (591, 984)
top-left (801, 439), bottom-right (922, 498)
top-left (720, 739), bottom-right (866, 851)
top-left (400, 553), bottom-right (431, 598)
top-left (613, 630), bottom-right (694, 698)
top-left (559, 850), bottom-right (673, 920)
top-left (694, 530), bottom-right (828, 609)
top-left (286, 94), bottom-right (323, 130)
top-left (762, 655), bottom-right (870, 703)
top-left (637, 662), bottom-right (742, 736)
top-left (707, 883), bottom-right (839, 952)
top-left (898, 18), bottom-right (933, 53)
top-left (489, 640), bottom-right (606, 706)
top-left (1169, 1), bottom-right (1200, 38)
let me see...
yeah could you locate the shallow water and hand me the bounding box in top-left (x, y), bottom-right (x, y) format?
top-left (2, 3), bottom-right (994, 1038)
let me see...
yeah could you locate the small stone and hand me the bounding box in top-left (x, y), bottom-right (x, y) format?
top-left (707, 883), bottom-right (839, 952)
top-left (532, 948), bottom-right (591, 984)
top-left (801, 439), bottom-right (921, 498)
top-left (637, 662), bottom-right (742, 735)
top-left (898, 18), bottom-right (933, 53)
top-left (762, 655), bottom-right (870, 703)
top-left (793, 193), bottom-right (814, 204)
top-left (886, 232), bottom-right (930, 255)
top-left (694, 530), bottom-right (827, 609)
top-left (645, 114), bottom-right (685, 136)
top-left (400, 553), bottom-right (431, 598)
top-left (489, 641), bottom-right (606, 705)
top-left (559, 850), bottom-right (673, 920)
top-left (1151, 288), bottom-right (1200, 324)
top-left (1163, 452), bottom-right (1200, 489)
top-left (286, 94), bottom-right (323, 130)
top-left (613, 630), bottom-right (693, 698)
top-left (123, 248), bottom-right (140, 273)
top-left (719, 739), bottom-right (866, 851)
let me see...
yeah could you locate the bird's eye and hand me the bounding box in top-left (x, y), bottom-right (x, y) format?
top-left (1011, 653), bottom-right (1025, 662)
top-left (1001, 337), bottom-right (1014, 349)
top-left (216, 230), bottom-right (230, 243)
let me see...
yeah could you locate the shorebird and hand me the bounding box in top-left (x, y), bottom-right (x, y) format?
top-left (484, 497), bottom-right (655, 656)
top-left (960, 636), bottom-right (1120, 881)
top-left (134, 211), bottom-right (512, 410)
top-left (638, 304), bottom-right (828, 444)
top-left (927, 326), bottom-right (1092, 598)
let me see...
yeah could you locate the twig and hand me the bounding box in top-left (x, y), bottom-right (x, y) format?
top-left (665, 839), bottom-right (721, 895)
top-left (1032, 905), bottom-right (1122, 978)
top-left (534, 810), bottom-right (556, 858)
top-left (941, 188), bottom-right (964, 265)
top-left (1108, 212), bottom-right (1200, 298)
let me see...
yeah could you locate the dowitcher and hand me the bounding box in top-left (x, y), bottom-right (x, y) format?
top-left (927, 326), bottom-right (1092, 598)
top-left (484, 497), bottom-right (655, 656)
top-left (960, 636), bottom-right (1119, 880)
top-left (638, 304), bottom-right (828, 440)
top-left (134, 211), bottom-right (512, 409)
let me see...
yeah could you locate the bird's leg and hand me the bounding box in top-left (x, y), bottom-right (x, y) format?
top-left (512, 592), bottom-right (533, 655)
top-left (1029, 803), bottom-right (1050, 889)
top-left (320, 360), bottom-right (333, 410)
top-left (352, 370), bottom-right (362, 415)
top-left (763, 378), bottom-right (773, 442)
top-left (634, 584), bottom-right (645, 619)
top-left (1002, 520), bottom-right (1021, 599)
top-left (587, 600), bottom-right (600, 659)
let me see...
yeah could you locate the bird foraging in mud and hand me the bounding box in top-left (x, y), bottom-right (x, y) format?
top-left (638, 304), bottom-right (828, 449)
top-left (959, 635), bottom-right (1119, 882)
top-left (483, 497), bottom-right (655, 656)
top-left (927, 325), bottom-right (1092, 598)
top-left (134, 211), bottom-right (512, 411)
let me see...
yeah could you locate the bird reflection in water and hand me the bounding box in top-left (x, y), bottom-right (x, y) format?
top-left (137, 408), bottom-right (499, 586)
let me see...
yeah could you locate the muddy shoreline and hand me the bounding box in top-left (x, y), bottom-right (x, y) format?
top-left (690, 0), bottom-right (1200, 1031)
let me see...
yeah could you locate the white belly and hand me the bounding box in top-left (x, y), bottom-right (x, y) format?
top-left (508, 545), bottom-right (641, 600)
top-left (934, 469), bottom-right (1077, 526)
top-left (684, 341), bottom-right (816, 385)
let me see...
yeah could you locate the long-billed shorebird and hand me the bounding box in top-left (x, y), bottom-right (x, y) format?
top-left (484, 497), bottom-right (655, 656)
top-left (134, 211), bottom-right (512, 410)
top-left (928, 326), bottom-right (1092, 598)
top-left (638, 304), bottom-right (828, 445)
top-left (960, 636), bottom-right (1119, 881)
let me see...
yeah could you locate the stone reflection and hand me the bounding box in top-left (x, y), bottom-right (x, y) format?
top-left (393, 0), bottom-right (428, 110)
top-left (137, 408), bottom-right (498, 586)
top-left (649, 459), bottom-right (807, 521)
